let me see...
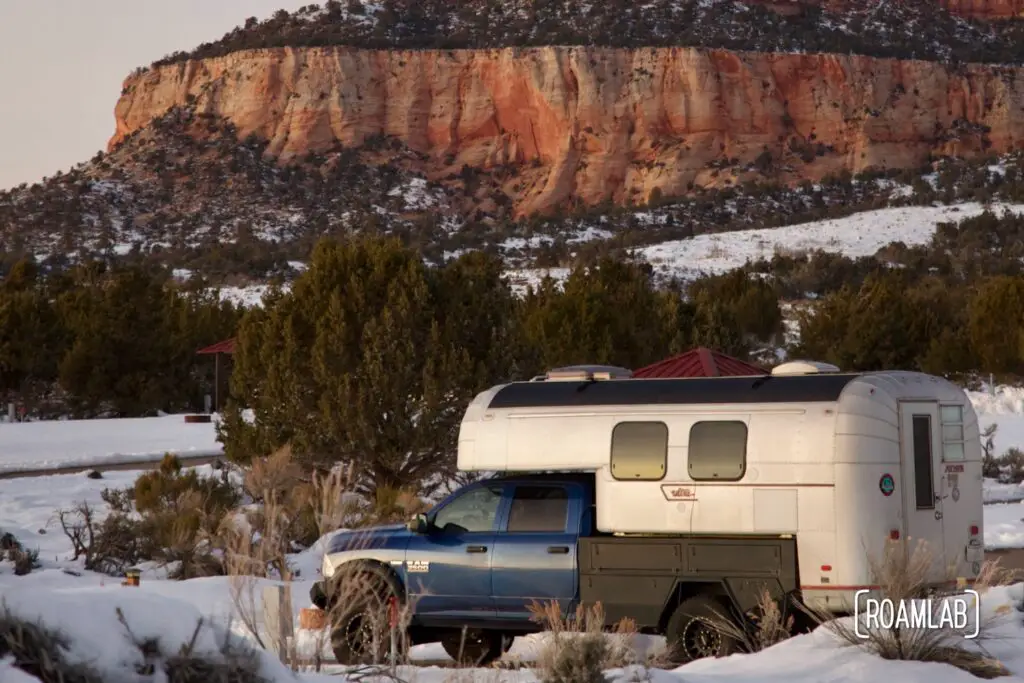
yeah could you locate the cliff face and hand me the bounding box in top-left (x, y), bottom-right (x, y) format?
top-left (112, 47), bottom-right (1024, 216)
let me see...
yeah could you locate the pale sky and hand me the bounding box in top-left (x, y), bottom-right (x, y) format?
top-left (0, 1), bottom-right (309, 190)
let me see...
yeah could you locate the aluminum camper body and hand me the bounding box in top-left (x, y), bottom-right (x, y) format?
top-left (457, 365), bottom-right (985, 611)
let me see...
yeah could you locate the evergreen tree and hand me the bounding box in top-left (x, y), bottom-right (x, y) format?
top-left (968, 275), bottom-right (1024, 374)
top-left (518, 256), bottom-right (677, 372)
top-left (219, 237), bottom-right (520, 494)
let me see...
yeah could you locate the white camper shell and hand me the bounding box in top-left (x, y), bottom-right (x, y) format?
top-left (457, 363), bottom-right (985, 612)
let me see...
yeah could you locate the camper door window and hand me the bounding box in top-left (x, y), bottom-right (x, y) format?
top-left (940, 405), bottom-right (966, 462)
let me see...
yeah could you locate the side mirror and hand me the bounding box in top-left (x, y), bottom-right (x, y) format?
top-left (407, 513), bottom-right (429, 534)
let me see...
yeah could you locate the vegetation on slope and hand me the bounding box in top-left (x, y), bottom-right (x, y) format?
top-left (145, 0), bottom-right (1024, 68)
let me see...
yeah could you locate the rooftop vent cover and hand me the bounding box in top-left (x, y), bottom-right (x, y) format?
top-left (771, 360), bottom-right (842, 376)
top-left (543, 365), bottom-right (634, 382)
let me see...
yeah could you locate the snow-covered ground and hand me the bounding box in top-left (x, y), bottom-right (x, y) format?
top-left (0, 414), bottom-right (222, 474)
top-left (3, 553), bottom-right (1023, 682)
top-left (2, 465), bottom-right (1024, 682)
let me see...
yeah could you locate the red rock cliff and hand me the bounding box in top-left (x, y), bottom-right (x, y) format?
top-left (111, 47), bottom-right (1024, 216)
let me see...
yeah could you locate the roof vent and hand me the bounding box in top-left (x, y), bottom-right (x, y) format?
top-left (544, 365), bottom-right (633, 382)
top-left (771, 360), bottom-right (841, 376)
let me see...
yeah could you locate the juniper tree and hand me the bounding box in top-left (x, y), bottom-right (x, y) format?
top-left (219, 237), bottom-right (521, 494)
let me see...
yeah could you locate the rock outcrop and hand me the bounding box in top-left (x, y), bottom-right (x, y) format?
top-left (112, 47), bottom-right (1024, 216)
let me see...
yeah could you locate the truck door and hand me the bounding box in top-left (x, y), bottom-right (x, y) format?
top-left (898, 402), bottom-right (949, 576)
top-left (490, 483), bottom-right (581, 620)
top-left (404, 482), bottom-right (503, 620)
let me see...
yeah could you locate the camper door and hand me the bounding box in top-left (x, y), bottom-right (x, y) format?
top-left (898, 401), bottom-right (953, 576)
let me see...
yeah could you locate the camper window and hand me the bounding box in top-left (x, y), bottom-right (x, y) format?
top-left (610, 421), bottom-right (668, 481)
top-left (507, 485), bottom-right (569, 532)
top-left (940, 405), bottom-right (966, 461)
top-left (688, 421), bottom-right (747, 481)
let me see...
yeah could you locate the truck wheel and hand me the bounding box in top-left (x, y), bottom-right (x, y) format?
top-left (329, 570), bottom-right (407, 665)
top-left (440, 629), bottom-right (510, 667)
top-left (664, 594), bottom-right (741, 664)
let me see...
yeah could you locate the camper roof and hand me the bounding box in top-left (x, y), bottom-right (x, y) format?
top-left (486, 372), bottom-right (862, 409)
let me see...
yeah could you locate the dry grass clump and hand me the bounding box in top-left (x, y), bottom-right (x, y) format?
top-left (0, 605), bottom-right (100, 683)
top-left (0, 604), bottom-right (272, 683)
top-left (223, 446), bottom-right (419, 672)
top-left (1, 531), bottom-right (41, 576)
top-left (702, 588), bottom-right (797, 655)
top-left (527, 600), bottom-right (659, 683)
top-left (808, 539), bottom-right (1018, 679)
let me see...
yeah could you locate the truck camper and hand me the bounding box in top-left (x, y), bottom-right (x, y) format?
top-left (313, 361), bottom-right (984, 666)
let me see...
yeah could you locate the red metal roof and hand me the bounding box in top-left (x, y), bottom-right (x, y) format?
top-left (197, 338), bottom-right (236, 355)
top-left (632, 347), bottom-right (767, 379)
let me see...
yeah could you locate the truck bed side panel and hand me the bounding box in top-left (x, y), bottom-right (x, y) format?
top-left (578, 536), bottom-right (799, 627)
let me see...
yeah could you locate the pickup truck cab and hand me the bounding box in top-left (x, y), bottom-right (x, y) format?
top-left (311, 471), bottom-right (799, 666)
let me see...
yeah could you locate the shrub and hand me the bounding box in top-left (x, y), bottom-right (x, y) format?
top-left (527, 600), bottom-right (652, 683)
top-left (0, 605), bottom-right (272, 683)
top-left (57, 455), bottom-right (242, 579)
top-left (982, 424), bottom-right (1001, 479)
top-left (997, 448), bottom-right (1024, 484)
top-left (0, 532), bottom-right (41, 576)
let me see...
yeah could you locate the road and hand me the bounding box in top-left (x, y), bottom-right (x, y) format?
top-left (0, 453), bottom-right (223, 480)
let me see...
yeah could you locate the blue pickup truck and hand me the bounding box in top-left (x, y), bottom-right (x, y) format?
top-left (310, 471), bottom-right (800, 666)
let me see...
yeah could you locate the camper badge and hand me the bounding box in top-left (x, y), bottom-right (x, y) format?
top-left (661, 485), bottom-right (697, 501)
top-left (879, 474), bottom-right (895, 496)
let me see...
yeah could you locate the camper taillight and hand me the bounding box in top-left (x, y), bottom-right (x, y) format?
top-left (890, 529), bottom-right (900, 540)
top-left (970, 525), bottom-right (979, 536)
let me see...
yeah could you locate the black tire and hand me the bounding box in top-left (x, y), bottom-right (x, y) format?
top-left (329, 567), bottom-right (408, 666)
top-left (440, 629), bottom-right (511, 667)
top-left (664, 594), bottom-right (741, 664)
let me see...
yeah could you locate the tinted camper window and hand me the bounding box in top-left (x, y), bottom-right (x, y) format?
top-left (610, 422), bottom-right (668, 481)
top-left (688, 421), bottom-right (747, 481)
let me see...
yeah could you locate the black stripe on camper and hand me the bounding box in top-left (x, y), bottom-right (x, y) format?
top-left (487, 373), bottom-right (861, 409)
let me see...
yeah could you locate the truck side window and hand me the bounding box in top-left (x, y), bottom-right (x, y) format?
top-left (507, 486), bottom-right (569, 532)
top-left (610, 421), bottom-right (668, 481)
top-left (688, 421), bottom-right (747, 481)
top-left (432, 485), bottom-right (503, 534)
